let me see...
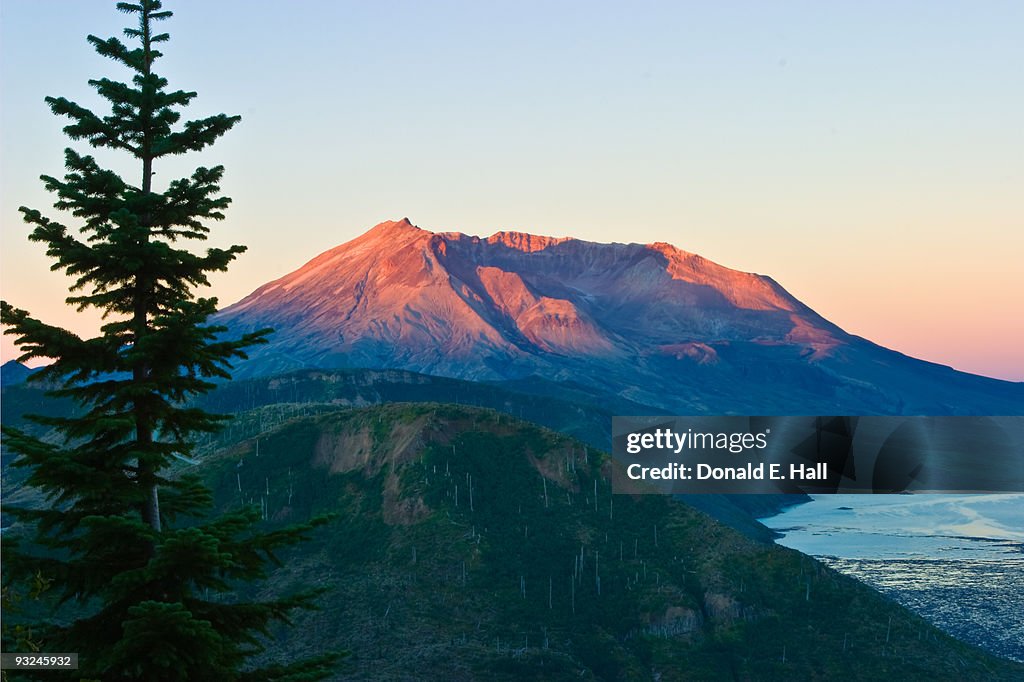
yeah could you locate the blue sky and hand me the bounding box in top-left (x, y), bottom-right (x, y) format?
top-left (2, 1), bottom-right (1022, 379)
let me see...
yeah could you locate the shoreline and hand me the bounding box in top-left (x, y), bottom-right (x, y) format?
top-left (757, 494), bottom-right (1024, 663)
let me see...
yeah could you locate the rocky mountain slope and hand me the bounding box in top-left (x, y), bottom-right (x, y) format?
top-left (216, 219), bottom-right (1022, 415)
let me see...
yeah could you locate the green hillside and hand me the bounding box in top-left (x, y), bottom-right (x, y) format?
top-left (193, 369), bottom-right (806, 540)
top-left (196, 403), bottom-right (1022, 681)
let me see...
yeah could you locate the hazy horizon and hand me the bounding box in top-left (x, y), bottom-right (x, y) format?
top-left (2, 1), bottom-right (1021, 381)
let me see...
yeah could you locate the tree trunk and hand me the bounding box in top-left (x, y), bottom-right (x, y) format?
top-left (136, 6), bottom-right (160, 533)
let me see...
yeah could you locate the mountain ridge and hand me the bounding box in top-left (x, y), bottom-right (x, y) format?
top-left (216, 219), bottom-right (1022, 416)
top-left (206, 403), bottom-right (1023, 679)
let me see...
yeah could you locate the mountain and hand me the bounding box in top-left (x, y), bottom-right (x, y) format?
top-left (216, 219), bottom-right (1022, 416)
top-left (0, 360), bottom-right (32, 387)
top-left (200, 403), bottom-right (1021, 680)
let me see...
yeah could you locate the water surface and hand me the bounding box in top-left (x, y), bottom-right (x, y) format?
top-left (760, 494), bottom-right (1024, 662)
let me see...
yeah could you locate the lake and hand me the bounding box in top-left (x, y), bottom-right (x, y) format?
top-left (760, 494), bottom-right (1024, 662)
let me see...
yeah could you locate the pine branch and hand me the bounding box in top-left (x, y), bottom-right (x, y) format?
top-left (156, 114), bottom-right (241, 156)
top-left (46, 96), bottom-right (138, 154)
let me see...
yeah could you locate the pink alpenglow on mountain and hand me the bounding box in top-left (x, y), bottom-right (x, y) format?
top-left (217, 219), bottom-right (1023, 416)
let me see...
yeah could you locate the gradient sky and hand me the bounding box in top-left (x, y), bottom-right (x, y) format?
top-left (2, 1), bottom-right (1022, 380)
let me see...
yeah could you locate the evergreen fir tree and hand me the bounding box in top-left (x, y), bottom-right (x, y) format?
top-left (1, 2), bottom-right (339, 679)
